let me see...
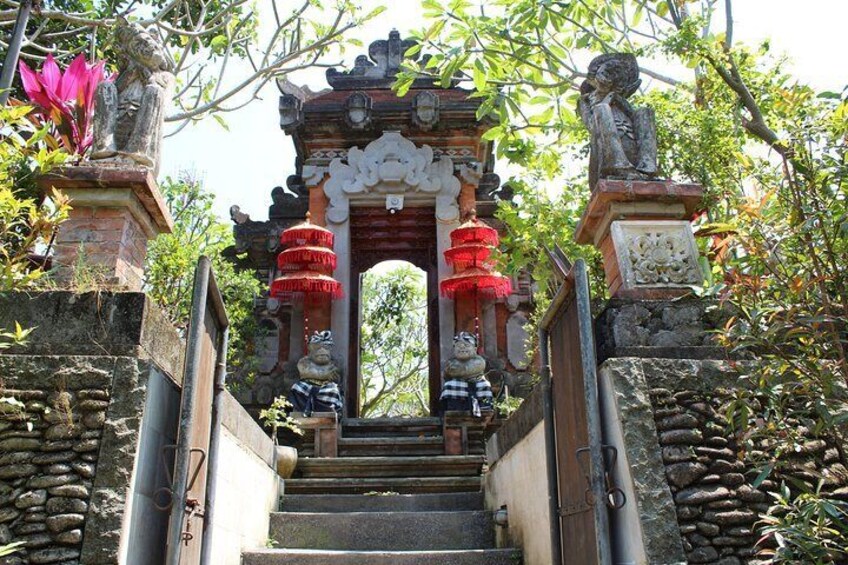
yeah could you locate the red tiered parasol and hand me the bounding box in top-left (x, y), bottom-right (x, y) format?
top-left (449, 217), bottom-right (499, 247)
top-left (279, 212), bottom-right (335, 248)
top-left (439, 267), bottom-right (512, 299)
top-left (271, 213), bottom-right (343, 345)
top-left (276, 246), bottom-right (338, 272)
top-left (440, 214), bottom-right (512, 350)
top-left (270, 270), bottom-right (343, 300)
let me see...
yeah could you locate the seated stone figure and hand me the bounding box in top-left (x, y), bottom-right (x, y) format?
top-left (577, 53), bottom-right (658, 189)
top-left (91, 21), bottom-right (175, 176)
top-left (288, 331), bottom-right (343, 416)
top-left (439, 332), bottom-right (493, 416)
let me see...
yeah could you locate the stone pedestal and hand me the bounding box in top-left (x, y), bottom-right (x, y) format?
top-left (293, 412), bottom-right (338, 458)
top-left (38, 166), bottom-right (173, 290)
top-left (443, 411), bottom-right (494, 455)
top-left (575, 179), bottom-right (704, 298)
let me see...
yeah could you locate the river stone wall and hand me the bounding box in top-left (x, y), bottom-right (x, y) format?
top-left (0, 292), bottom-right (182, 565)
top-left (600, 356), bottom-right (848, 565)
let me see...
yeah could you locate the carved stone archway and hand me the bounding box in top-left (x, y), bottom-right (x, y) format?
top-left (319, 131), bottom-right (461, 415)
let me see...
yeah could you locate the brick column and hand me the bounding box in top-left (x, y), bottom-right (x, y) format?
top-left (38, 166), bottom-right (173, 291)
top-left (575, 179), bottom-right (705, 299)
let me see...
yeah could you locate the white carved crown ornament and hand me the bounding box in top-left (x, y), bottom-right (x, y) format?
top-left (323, 131), bottom-right (460, 223)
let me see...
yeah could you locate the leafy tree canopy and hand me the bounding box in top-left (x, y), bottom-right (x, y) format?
top-left (144, 174), bottom-right (261, 377)
top-left (359, 263), bottom-right (430, 418)
top-left (2, 0), bottom-right (386, 131)
top-left (400, 1), bottom-right (848, 560)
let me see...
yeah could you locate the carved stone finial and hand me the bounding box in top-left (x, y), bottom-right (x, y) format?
top-left (269, 177), bottom-right (309, 220)
top-left (230, 205), bottom-right (251, 225)
top-left (577, 53), bottom-right (658, 189)
top-left (90, 22), bottom-right (175, 175)
top-left (325, 31), bottom-right (436, 90)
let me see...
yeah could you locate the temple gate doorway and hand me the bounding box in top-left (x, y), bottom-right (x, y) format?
top-left (358, 261), bottom-right (430, 417)
top-left (347, 206), bottom-right (441, 417)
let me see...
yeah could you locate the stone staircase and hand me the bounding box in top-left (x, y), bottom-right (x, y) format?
top-left (241, 417), bottom-right (521, 564)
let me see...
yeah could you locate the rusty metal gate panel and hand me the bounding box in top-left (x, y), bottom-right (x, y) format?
top-left (540, 259), bottom-right (612, 565)
top-left (165, 257), bottom-right (229, 565)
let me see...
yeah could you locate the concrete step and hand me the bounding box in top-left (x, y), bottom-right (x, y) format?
top-left (342, 417), bottom-right (442, 438)
top-left (270, 510), bottom-right (495, 551)
top-left (280, 493), bottom-right (484, 513)
top-left (242, 548), bottom-right (521, 565)
top-left (338, 436), bottom-right (445, 457)
top-left (283, 476), bottom-right (482, 495)
top-left (294, 456), bottom-right (484, 479)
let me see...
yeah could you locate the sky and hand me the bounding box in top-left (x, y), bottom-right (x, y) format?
top-left (159, 0), bottom-right (848, 223)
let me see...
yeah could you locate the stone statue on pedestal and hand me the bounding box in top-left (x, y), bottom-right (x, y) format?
top-left (439, 332), bottom-right (493, 416)
top-left (289, 331), bottom-right (344, 416)
top-left (91, 21), bottom-right (175, 175)
top-left (577, 53), bottom-right (658, 189)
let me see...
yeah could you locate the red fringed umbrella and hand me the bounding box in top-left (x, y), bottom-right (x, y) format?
top-left (449, 217), bottom-right (499, 247)
top-left (444, 243), bottom-right (494, 269)
top-left (280, 212), bottom-right (335, 248)
top-left (270, 270), bottom-right (343, 300)
top-left (440, 214), bottom-right (512, 352)
top-left (276, 246), bottom-right (338, 272)
top-left (439, 267), bottom-right (512, 299)
top-left (271, 212), bottom-right (343, 347)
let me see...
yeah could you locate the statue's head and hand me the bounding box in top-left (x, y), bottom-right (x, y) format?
top-left (453, 332), bottom-right (478, 360)
top-left (307, 331), bottom-right (334, 365)
top-left (583, 53), bottom-right (641, 98)
top-left (113, 19), bottom-right (175, 73)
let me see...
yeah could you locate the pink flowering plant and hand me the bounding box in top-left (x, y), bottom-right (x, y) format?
top-left (18, 54), bottom-right (111, 156)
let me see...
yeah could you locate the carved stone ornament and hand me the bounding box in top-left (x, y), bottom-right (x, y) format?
top-left (412, 91), bottom-right (440, 130)
top-left (611, 220), bottom-right (703, 288)
top-left (323, 131), bottom-right (461, 223)
top-left (278, 93), bottom-right (304, 132)
top-left (90, 21), bottom-right (175, 176)
top-left (325, 30), bottom-right (436, 90)
top-left (345, 92), bottom-right (372, 129)
top-left (577, 53), bottom-right (658, 189)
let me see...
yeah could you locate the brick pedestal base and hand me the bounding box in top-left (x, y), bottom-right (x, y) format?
top-left (575, 179), bottom-right (705, 299)
top-left (38, 166), bottom-right (173, 290)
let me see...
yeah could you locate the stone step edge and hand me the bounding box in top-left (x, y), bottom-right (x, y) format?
top-left (297, 455), bottom-right (483, 465)
top-left (243, 549), bottom-right (520, 556)
top-left (278, 492), bottom-right (484, 512)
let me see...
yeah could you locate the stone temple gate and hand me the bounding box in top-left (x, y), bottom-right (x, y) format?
top-left (229, 31), bottom-right (534, 417)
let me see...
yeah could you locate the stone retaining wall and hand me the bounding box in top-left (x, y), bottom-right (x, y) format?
top-left (0, 292), bottom-right (183, 564)
top-left (0, 357), bottom-right (132, 564)
top-left (600, 356), bottom-right (848, 565)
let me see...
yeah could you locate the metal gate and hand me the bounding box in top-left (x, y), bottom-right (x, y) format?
top-left (539, 257), bottom-right (614, 565)
top-left (164, 257), bottom-right (229, 565)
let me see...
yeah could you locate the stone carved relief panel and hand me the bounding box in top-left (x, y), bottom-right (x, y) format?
top-left (612, 220), bottom-right (703, 288)
top-left (323, 131), bottom-right (461, 223)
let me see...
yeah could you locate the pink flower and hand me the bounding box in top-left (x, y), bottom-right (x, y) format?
top-left (19, 54), bottom-right (112, 155)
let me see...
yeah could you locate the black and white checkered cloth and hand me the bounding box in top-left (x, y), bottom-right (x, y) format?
top-left (288, 380), bottom-right (343, 416)
top-left (439, 377), bottom-right (494, 417)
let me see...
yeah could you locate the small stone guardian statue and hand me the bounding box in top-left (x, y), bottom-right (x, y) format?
top-left (577, 53), bottom-right (658, 189)
top-left (439, 332), bottom-right (494, 416)
top-left (91, 21), bottom-right (175, 175)
top-left (288, 331), bottom-right (344, 416)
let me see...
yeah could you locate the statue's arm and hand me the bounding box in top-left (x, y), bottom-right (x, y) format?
top-left (577, 96), bottom-right (594, 131)
top-left (612, 93), bottom-right (636, 119)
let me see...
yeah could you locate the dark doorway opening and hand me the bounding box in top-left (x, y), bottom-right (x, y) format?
top-left (347, 206), bottom-right (441, 417)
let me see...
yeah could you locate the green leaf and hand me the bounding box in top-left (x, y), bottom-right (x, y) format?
top-left (213, 114), bottom-right (229, 131)
top-left (752, 464), bottom-right (774, 488)
top-left (472, 60), bottom-right (487, 92)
